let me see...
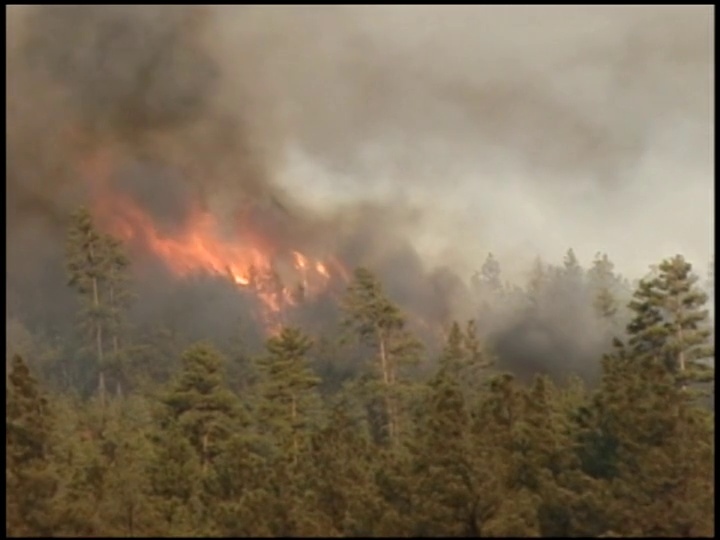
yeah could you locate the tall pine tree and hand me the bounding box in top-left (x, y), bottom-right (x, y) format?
top-left (6, 355), bottom-right (58, 536)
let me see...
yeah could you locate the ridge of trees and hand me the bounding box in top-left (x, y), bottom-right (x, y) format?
top-left (5, 209), bottom-right (715, 537)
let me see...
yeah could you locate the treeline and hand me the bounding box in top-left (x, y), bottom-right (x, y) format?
top-left (6, 209), bottom-right (715, 537)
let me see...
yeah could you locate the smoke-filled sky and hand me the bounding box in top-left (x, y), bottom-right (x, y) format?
top-left (7, 5), bottom-right (714, 291)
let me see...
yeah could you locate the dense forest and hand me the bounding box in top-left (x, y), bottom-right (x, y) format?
top-left (6, 208), bottom-right (715, 537)
top-left (5, 7), bottom-right (714, 536)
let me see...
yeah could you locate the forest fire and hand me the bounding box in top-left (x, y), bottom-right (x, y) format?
top-left (79, 148), bottom-right (349, 332)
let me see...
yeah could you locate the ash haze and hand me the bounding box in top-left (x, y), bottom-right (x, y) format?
top-left (7, 5), bottom-right (713, 279)
top-left (5, 6), bottom-right (714, 378)
top-left (255, 5), bottom-right (713, 281)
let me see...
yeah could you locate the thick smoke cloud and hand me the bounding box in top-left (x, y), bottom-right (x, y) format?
top-left (6, 6), bottom-right (713, 379)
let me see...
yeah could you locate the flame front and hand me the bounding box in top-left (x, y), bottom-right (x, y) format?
top-left (81, 150), bottom-right (347, 332)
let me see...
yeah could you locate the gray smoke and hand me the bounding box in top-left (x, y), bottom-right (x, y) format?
top-left (6, 6), bottom-right (713, 379)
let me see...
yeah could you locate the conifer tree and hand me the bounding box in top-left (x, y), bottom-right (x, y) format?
top-left (67, 207), bottom-right (110, 401)
top-left (472, 373), bottom-right (540, 536)
top-left (527, 256), bottom-right (549, 309)
top-left (627, 255), bottom-right (713, 387)
top-left (581, 337), bottom-right (713, 535)
top-left (6, 355), bottom-right (58, 536)
top-left (480, 252), bottom-right (503, 293)
top-left (103, 235), bottom-right (133, 394)
top-left (588, 252), bottom-right (620, 322)
top-left (66, 207), bottom-right (132, 403)
top-left (341, 267), bottom-right (422, 444)
top-left (306, 395), bottom-right (383, 536)
top-left (439, 320), bottom-right (494, 400)
top-left (256, 326), bottom-right (321, 465)
top-left (147, 424), bottom-right (205, 535)
top-left (562, 248), bottom-right (583, 283)
top-left (161, 343), bottom-right (240, 473)
top-left (409, 331), bottom-right (479, 536)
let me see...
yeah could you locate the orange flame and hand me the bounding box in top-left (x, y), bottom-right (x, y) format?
top-left (79, 149), bottom-right (348, 333)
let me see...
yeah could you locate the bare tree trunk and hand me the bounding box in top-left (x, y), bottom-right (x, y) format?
top-left (291, 394), bottom-right (298, 465)
top-left (677, 327), bottom-right (686, 372)
top-left (677, 326), bottom-right (688, 391)
top-left (378, 330), bottom-right (389, 386)
top-left (92, 274), bottom-right (106, 411)
top-left (202, 432), bottom-right (209, 474)
top-left (377, 330), bottom-right (397, 443)
top-left (110, 283), bottom-right (120, 357)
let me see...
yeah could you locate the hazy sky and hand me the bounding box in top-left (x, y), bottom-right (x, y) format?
top-left (7, 5), bottom-right (714, 284)
top-left (247, 5), bottom-right (714, 280)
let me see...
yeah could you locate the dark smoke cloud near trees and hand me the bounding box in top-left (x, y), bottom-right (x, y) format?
top-left (6, 6), bottom-right (713, 382)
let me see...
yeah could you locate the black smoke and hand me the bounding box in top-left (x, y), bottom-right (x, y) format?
top-left (6, 6), bottom-right (711, 384)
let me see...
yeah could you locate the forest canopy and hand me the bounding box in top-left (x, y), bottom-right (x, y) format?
top-left (5, 210), bottom-right (715, 537)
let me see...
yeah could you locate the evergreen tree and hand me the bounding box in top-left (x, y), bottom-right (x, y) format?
top-left (256, 326), bottom-right (321, 465)
top-left (306, 395), bottom-right (383, 536)
top-left (480, 252), bottom-right (503, 293)
top-left (6, 355), bottom-right (58, 536)
top-left (147, 424), bottom-right (205, 535)
top-left (472, 373), bottom-right (540, 536)
top-left (103, 235), bottom-right (133, 395)
top-left (627, 255), bottom-right (713, 387)
top-left (66, 207), bottom-right (132, 404)
top-left (439, 320), bottom-right (494, 400)
top-left (66, 207), bottom-right (109, 401)
top-left (341, 267), bottom-right (423, 444)
top-left (204, 431), bottom-right (275, 537)
top-left (562, 248), bottom-right (583, 283)
top-left (408, 333), bottom-right (479, 536)
top-left (588, 252), bottom-right (620, 322)
top-left (580, 338), bottom-right (714, 535)
top-left (161, 343), bottom-right (240, 473)
top-left (527, 256), bottom-right (549, 309)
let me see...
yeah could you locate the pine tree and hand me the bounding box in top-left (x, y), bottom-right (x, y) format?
top-left (527, 256), bottom-right (549, 309)
top-left (306, 395), bottom-right (384, 536)
top-left (103, 235), bottom-right (133, 395)
top-left (409, 332), bottom-right (479, 536)
top-left (439, 320), bottom-right (494, 400)
top-left (161, 343), bottom-right (240, 473)
top-left (204, 431), bottom-right (276, 537)
top-left (580, 338), bottom-right (714, 535)
top-left (341, 267), bottom-right (422, 444)
top-left (95, 396), bottom-right (156, 536)
top-left (574, 261), bottom-right (716, 535)
top-left (656, 256), bottom-right (714, 382)
top-left (473, 373), bottom-right (541, 536)
top-left (481, 252), bottom-right (503, 292)
top-left (627, 255), bottom-right (713, 388)
top-left (256, 326), bottom-right (321, 465)
top-left (6, 355), bottom-right (58, 536)
top-left (563, 248), bottom-right (583, 281)
top-left (439, 321), bottom-right (465, 376)
top-left (147, 424), bottom-right (205, 535)
top-left (588, 252), bottom-right (620, 321)
top-left (66, 207), bottom-right (132, 404)
top-left (66, 207), bottom-right (109, 402)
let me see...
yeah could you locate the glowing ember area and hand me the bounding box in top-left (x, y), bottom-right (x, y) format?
top-left (80, 150), bottom-right (347, 332)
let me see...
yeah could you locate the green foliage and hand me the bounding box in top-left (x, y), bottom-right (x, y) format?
top-left (627, 255), bottom-right (714, 390)
top-left (5, 254), bottom-right (716, 537)
top-left (65, 206), bottom-right (134, 399)
top-left (256, 327), bottom-right (321, 462)
top-left (588, 252), bottom-right (621, 321)
top-left (408, 356), bottom-right (478, 536)
top-left (6, 355), bottom-right (58, 537)
top-left (342, 267), bottom-right (423, 444)
top-left (161, 343), bottom-right (241, 470)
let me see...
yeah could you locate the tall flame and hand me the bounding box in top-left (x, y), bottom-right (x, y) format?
top-left (79, 148), bottom-right (347, 333)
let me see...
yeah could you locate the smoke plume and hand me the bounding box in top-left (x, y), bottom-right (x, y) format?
top-left (6, 6), bottom-right (713, 379)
